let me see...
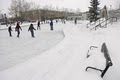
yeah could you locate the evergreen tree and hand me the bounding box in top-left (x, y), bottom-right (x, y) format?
top-left (89, 0), bottom-right (100, 22)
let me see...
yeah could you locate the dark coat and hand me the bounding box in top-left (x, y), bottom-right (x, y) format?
top-left (28, 24), bottom-right (36, 31)
top-left (15, 23), bottom-right (22, 31)
top-left (8, 26), bottom-right (12, 32)
top-left (37, 21), bottom-right (40, 26)
top-left (50, 21), bottom-right (53, 26)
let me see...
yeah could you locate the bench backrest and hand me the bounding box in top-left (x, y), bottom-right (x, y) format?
top-left (101, 43), bottom-right (113, 66)
top-left (101, 43), bottom-right (113, 77)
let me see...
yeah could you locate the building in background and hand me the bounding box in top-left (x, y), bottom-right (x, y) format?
top-left (66, 12), bottom-right (89, 20)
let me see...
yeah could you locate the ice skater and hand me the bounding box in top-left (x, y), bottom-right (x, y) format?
top-left (75, 18), bottom-right (77, 25)
top-left (28, 23), bottom-right (36, 37)
top-left (50, 19), bottom-right (53, 30)
top-left (8, 24), bottom-right (12, 37)
top-left (15, 22), bottom-right (22, 37)
top-left (37, 21), bottom-right (41, 30)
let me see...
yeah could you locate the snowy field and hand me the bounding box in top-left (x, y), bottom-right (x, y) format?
top-left (0, 20), bottom-right (120, 80)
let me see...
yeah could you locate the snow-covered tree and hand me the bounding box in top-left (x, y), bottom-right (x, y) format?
top-left (89, 0), bottom-right (100, 22)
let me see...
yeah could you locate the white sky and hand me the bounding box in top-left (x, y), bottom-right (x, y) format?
top-left (0, 0), bottom-right (120, 14)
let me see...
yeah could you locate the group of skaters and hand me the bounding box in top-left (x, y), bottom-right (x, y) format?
top-left (8, 20), bottom-right (54, 38)
top-left (8, 22), bottom-right (22, 37)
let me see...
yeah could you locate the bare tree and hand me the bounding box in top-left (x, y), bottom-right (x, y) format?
top-left (9, 0), bottom-right (19, 18)
top-left (35, 5), bottom-right (41, 21)
top-left (9, 0), bottom-right (31, 21)
top-left (42, 5), bottom-right (49, 21)
top-left (22, 1), bottom-right (31, 20)
top-left (76, 8), bottom-right (81, 13)
top-left (55, 6), bottom-right (60, 11)
top-left (29, 2), bottom-right (41, 21)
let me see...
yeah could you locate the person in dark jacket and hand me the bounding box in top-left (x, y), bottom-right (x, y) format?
top-left (15, 22), bottom-right (22, 37)
top-left (75, 18), bottom-right (77, 25)
top-left (56, 20), bottom-right (58, 23)
top-left (50, 20), bottom-right (53, 30)
top-left (8, 24), bottom-right (12, 37)
top-left (28, 23), bottom-right (36, 37)
top-left (37, 21), bottom-right (41, 30)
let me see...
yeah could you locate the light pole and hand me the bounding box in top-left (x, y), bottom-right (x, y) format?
top-left (4, 13), bottom-right (8, 26)
top-left (110, 5), bottom-right (112, 11)
top-left (110, 5), bottom-right (114, 24)
top-left (0, 9), bottom-right (3, 26)
top-left (118, 3), bottom-right (120, 10)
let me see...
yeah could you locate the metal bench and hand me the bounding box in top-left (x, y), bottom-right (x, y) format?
top-left (86, 43), bottom-right (113, 78)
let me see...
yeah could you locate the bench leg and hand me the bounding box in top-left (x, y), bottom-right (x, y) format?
top-left (101, 65), bottom-right (109, 77)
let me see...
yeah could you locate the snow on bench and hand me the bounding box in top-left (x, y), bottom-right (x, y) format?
top-left (86, 43), bottom-right (113, 78)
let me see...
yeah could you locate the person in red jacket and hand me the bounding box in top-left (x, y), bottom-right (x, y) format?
top-left (15, 22), bottom-right (22, 37)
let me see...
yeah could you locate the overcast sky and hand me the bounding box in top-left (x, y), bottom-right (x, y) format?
top-left (0, 0), bottom-right (120, 14)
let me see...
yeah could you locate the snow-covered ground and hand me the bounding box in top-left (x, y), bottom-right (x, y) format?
top-left (0, 20), bottom-right (120, 80)
top-left (0, 22), bottom-right (64, 71)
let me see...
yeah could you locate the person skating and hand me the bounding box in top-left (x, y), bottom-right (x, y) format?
top-left (50, 19), bottom-right (53, 30)
top-left (56, 20), bottom-right (58, 23)
top-left (15, 22), bottom-right (22, 37)
top-left (37, 21), bottom-right (41, 30)
top-left (28, 23), bottom-right (36, 37)
top-left (8, 24), bottom-right (12, 37)
top-left (75, 18), bottom-right (77, 24)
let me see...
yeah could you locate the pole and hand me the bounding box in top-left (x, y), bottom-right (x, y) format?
top-left (4, 14), bottom-right (8, 26)
top-left (119, 3), bottom-right (120, 10)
